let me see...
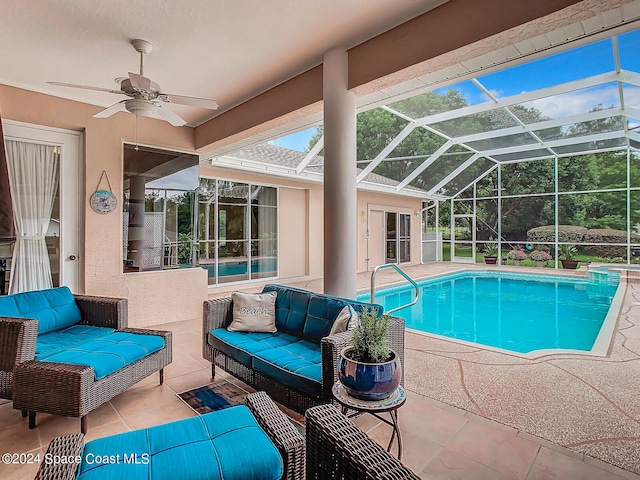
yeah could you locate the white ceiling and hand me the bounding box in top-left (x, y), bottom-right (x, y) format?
top-left (0, 0), bottom-right (446, 126)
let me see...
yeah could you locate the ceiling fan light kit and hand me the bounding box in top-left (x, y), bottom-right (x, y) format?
top-left (124, 99), bottom-right (157, 118)
top-left (47, 39), bottom-right (218, 127)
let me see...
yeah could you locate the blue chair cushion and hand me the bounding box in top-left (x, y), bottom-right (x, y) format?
top-left (35, 325), bottom-right (116, 359)
top-left (39, 331), bottom-right (165, 380)
top-left (210, 329), bottom-right (322, 397)
top-left (76, 405), bottom-right (283, 480)
top-left (0, 286), bottom-right (81, 334)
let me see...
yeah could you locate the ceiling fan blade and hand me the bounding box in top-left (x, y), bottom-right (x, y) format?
top-left (154, 104), bottom-right (187, 126)
top-left (128, 72), bottom-right (152, 92)
top-left (93, 101), bottom-right (127, 119)
top-left (48, 81), bottom-right (123, 94)
top-left (158, 93), bottom-right (218, 110)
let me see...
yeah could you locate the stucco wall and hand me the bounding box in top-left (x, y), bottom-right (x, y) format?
top-left (356, 191), bottom-right (423, 272)
top-left (0, 84), bottom-right (208, 327)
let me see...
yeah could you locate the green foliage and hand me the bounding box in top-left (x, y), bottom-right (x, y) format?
top-left (507, 249), bottom-right (527, 260)
top-left (483, 239), bottom-right (498, 257)
top-left (351, 307), bottom-right (390, 363)
top-left (527, 225), bottom-right (588, 243)
top-left (530, 250), bottom-right (552, 262)
top-left (177, 233), bottom-right (194, 264)
top-left (559, 244), bottom-right (577, 260)
top-left (583, 229), bottom-right (640, 257)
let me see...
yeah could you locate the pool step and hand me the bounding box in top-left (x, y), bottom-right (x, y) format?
top-left (623, 269), bottom-right (640, 284)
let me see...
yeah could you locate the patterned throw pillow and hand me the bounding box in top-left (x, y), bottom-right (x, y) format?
top-left (228, 291), bottom-right (278, 333)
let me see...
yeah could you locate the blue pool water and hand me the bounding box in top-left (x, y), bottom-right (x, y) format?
top-left (201, 258), bottom-right (277, 278)
top-left (358, 271), bottom-right (619, 354)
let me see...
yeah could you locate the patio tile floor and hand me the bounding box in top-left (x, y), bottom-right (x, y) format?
top-left (1, 262), bottom-right (638, 479)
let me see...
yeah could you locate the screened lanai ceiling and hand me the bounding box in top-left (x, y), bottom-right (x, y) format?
top-left (354, 26), bottom-right (640, 199)
top-left (231, 25), bottom-right (640, 201)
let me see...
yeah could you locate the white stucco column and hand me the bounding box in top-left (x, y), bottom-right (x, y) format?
top-left (323, 47), bottom-right (357, 298)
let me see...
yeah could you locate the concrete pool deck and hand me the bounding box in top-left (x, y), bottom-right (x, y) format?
top-left (213, 262), bottom-right (640, 477)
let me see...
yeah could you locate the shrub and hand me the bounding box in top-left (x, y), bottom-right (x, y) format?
top-left (530, 250), bottom-right (552, 261)
top-left (583, 229), bottom-right (640, 257)
top-left (526, 225), bottom-right (587, 243)
top-left (507, 249), bottom-right (527, 260)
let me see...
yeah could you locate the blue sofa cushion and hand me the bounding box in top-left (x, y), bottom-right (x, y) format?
top-left (77, 405), bottom-right (283, 480)
top-left (39, 331), bottom-right (165, 380)
top-left (251, 340), bottom-right (322, 397)
top-left (210, 329), bottom-right (322, 397)
top-left (35, 325), bottom-right (116, 359)
top-left (303, 295), bottom-right (348, 342)
top-left (262, 284), bottom-right (310, 334)
top-left (0, 286), bottom-right (81, 334)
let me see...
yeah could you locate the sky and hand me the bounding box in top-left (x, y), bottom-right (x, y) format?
top-left (269, 128), bottom-right (316, 152)
top-left (269, 29), bottom-right (640, 151)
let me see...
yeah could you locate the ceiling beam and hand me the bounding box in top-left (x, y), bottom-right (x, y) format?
top-left (195, 0), bottom-right (585, 151)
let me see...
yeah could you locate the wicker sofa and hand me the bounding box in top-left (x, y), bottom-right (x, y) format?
top-left (203, 283), bottom-right (406, 413)
top-left (35, 391), bottom-right (305, 480)
top-left (0, 286), bottom-right (172, 434)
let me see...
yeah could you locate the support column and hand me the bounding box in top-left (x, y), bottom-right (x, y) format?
top-left (323, 47), bottom-right (357, 298)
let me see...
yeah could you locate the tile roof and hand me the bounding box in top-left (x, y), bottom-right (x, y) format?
top-left (221, 143), bottom-right (427, 193)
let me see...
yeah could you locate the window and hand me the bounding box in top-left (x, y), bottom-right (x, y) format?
top-left (199, 179), bottom-right (277, 285)
top-left (385, 212), bottom-right (411, 264)
top-left (122, 144), bottom-right (199, 272)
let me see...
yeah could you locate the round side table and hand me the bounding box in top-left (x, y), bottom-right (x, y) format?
top-left (331, 382), bottom-right (406, 460)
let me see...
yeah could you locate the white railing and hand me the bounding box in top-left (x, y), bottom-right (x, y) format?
top-left (370, 264), bottom-right (419, 315)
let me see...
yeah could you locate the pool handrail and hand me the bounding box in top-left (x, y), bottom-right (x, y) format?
top-left (370, 264), bottom-right (419, 315)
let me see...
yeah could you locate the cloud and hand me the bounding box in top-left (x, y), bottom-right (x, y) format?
top-left (523, 84), bottom-right (634, 120)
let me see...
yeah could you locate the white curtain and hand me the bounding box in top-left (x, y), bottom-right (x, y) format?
top-left (5, 140), bottom-right (59, 293)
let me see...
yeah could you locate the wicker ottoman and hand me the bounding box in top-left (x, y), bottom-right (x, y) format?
top-left (36, 392), bottom-right (305, 480)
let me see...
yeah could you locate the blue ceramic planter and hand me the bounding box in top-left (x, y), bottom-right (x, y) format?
top-left (338, 346), bottom-right (401, 401)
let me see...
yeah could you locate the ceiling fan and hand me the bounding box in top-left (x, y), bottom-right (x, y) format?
top-left (48, 39), bottom-right (218, 126)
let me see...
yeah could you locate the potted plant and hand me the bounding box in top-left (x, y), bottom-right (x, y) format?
top-left (338, 307), bottom-right (401, 401)
top-left (507, 248), bottom-right (527, 266)
top-left (560, 244), bottom-right (579, 269)
top-left (530, 249), bottom-right (551, 267)
top-left (483, 239), bottom-right (499, 265)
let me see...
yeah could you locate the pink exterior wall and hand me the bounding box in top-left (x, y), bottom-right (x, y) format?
top-left (0, 84), bottom-right (208, 327)
top-left (356, 191), bottom-right (423, 272)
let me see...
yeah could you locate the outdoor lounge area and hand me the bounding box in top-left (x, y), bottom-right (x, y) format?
top-left (3, 1), bottom-right (640, 479)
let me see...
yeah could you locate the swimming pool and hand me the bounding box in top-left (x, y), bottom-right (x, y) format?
top-left (358, 271), bottom-right (622, 356)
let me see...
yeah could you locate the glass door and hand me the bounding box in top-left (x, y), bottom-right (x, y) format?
top-left (385, 212), bottom-right (411, 264)
top-left (3, 121), bottom-right (81, 293)
top-left (452, 214), bottom-right (475, 264)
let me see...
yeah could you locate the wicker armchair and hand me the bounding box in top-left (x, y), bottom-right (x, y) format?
top-left (306, 403), bottom-right (420, 479)
top-left (0, 316), bottom-right (37, 401)
top-left (35, 391), bottom-right (305, 480)
top-left (3, 294), bottom-right (172, 434)
top-left (203, 295), bottom-right (406, 413)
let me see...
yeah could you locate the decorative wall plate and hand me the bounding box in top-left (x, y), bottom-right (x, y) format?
top-left (90, 189), bottom-right (117, 214)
